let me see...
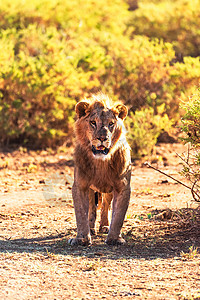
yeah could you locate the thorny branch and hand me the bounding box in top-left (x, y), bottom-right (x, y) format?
top-left (145, 162), bottom-right (200, 203)
top-left (191, 180), bottom-right (200, 202)
top-left (175, 151), bottom-right (200, 189)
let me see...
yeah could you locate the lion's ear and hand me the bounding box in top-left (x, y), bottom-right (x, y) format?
top-left (75, 101), bottom-right (90, 118)
top-left (114, 104), bottom-right (128, 120)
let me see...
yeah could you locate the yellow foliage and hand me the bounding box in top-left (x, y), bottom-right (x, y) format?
top-left (0, 0), bottom-right (199, 148)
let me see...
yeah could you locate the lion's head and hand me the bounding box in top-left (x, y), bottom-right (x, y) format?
top-left (75, 94), bottom-right (128, 159)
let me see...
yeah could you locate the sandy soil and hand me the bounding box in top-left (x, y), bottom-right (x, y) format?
top-left (0, 144), bottom-right (199, 300)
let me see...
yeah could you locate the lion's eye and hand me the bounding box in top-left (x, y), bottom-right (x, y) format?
top-left (109, 121), bottom-right (115, 127)
top-left (90, 120), bottom-right (96, 127)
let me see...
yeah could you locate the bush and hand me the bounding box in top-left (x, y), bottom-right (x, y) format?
top-left (99, 35), bottom-right (200, 119)
top-left (0, 0), bottom-right (129, 34)
top-left (0, 0), bottom-right (200, 148)
top-left (180, 90), bottom-right (200, 202)
top-left (0, 26), bottom-right (79, 147)
top-left (126, 105), bottom-right (172, 158)
top-left (181, 91), bottom-right (200, 146)
top-left (0, 0), bottom-right (130, 147)
top-left (128, 0), bottom-right (200, 57)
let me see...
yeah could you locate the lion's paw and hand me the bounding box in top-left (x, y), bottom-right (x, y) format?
top-left (105, 237), bottom-right (126, 245)
top-left (68, 237), bottom-right (91, 246)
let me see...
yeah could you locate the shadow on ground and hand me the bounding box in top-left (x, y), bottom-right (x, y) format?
top-left (0, 208), bottom-right (199, 260)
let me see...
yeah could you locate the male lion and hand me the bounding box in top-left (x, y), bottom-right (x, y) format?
top-left (68, 93), bottom-right (131, 246)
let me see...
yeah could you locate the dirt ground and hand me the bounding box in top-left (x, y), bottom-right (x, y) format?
top-left (0, 143), bottom-right (199, 300)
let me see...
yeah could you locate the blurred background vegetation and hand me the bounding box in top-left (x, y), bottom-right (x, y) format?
top-left (0, 0), bottom-right (200, 156)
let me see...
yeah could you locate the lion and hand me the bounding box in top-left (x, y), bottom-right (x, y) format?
top-left (68, 93), bottom-right (131, 246)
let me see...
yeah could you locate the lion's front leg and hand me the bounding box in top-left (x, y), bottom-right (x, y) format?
top-left (68, 183), bottom-right (91, 246)
top-left (106, 186), bottom-right (131, 245)
top-left (99, 193), bottom-right (112, 233)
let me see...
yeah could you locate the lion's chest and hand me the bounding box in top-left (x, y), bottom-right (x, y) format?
top-left (89, 161), bottom-right (115, 193)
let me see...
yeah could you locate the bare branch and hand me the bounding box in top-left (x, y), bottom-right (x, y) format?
top-left (176, 152), bottom-right (191, 168)
top-left (145, 162), bottom-right (200, 202)
top-left (191, 180), bottom-right (200, 202)
top-left (187, 143), bottom-right (190, 164)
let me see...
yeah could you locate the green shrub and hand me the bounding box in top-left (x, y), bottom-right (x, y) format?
top-left (128, 0), bottom-right (200, 57)
top-left (180, 89), bottom-right (200, 202)
top-left (0, 0), bottom-right (129, 35)
top-left (0, 26), bottom-right (79, 147)
top-left (0, 0), bottom-right (130, 147)
top-left (126, 105), bottom-right (172, 158)
top-left (99, 35), bottom-right (200, 119)
top-left (0, 0), bottom-right (200, 148)
top-left (181, 90), bottom-right (200, 146)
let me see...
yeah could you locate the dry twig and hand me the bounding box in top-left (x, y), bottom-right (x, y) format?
top-left (145, 162), bottom-right (200, 202)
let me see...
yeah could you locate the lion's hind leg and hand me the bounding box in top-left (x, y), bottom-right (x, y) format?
top-left (99, 193), bottom-right (112, 234)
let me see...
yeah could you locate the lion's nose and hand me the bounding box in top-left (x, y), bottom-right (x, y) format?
top-left (98, 136), bottom-right (107, 142)
top-left (98, 127), bottom-right (108, 142)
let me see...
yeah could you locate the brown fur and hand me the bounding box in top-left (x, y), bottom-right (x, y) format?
top-left (68, 93), bottom-right (131, 246)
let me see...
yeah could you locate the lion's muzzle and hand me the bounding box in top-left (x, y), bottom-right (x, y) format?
top-left (92, 145), bottom-right (110, 155)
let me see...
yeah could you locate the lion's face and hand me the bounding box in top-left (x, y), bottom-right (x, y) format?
top-left (88, 107), bottom-right (117, 156)
top-left (75, 94), bottom-right (128, 159)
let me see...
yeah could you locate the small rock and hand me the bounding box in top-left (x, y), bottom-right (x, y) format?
top-left (39, 179), bottom-right (45, 184)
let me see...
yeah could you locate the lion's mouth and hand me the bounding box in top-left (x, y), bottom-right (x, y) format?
top-left (92, 145), bottom-right (109, 155)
